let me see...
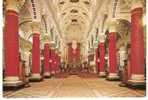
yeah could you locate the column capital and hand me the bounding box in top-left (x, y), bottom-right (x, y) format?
top-left (119, 46), bottom-right (126, 51)
top-left (44, 41), bottom-right (50, 44)
top-left (109, 19), bottom-right (117, 32)
top-left (131, 0), bottom-right (143, 11)
top-left (99, 34), bottom-right (106, 43)
top-left (55, 48), bottom-right (59, 54)
top-left (44, 42), bottom-right (49, 46)
top-left (88, 48), bottom-right (94, 55)
top-left (49, 41), bottom-right (56, 50)
top-left (43, 35), bottom-right (50, 44)
top-left (6, 0), bottom-right (25, 13)
top-left (31, 22), bottom-right (40, 34)
top-left (59, 53), bottom-right (61, 57)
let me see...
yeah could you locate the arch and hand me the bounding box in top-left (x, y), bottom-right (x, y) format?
top-left (19, 19), bottom-right (33, 41)
top-left (115, 18), bottom-right (131, 36)
top-left (99, 14), bottom-right (108, 34)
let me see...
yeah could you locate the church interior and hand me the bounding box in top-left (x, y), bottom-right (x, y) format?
top-left (2, 0), bottom-right (146, 98)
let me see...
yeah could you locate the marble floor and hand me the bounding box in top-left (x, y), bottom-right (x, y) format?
top-left (3, 75), bottom-right (146, 98)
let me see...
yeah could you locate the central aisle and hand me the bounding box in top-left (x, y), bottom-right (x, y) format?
top-left (4, 75), bottom-right (145, 97)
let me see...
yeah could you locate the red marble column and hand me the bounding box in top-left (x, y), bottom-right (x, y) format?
top-left (68, 44), bottom-right (72, 63)
top-left (43, 43), bottom-right (50, 77)
top-left (4, 10), bottom-right (19, 77)
top-left (51, 49), bottom-right (56, 74)
top-left (95, 47), bottom-right (99, 73)
top-left (57, 55), bottom-right (61, 72)
top-left (56, 54), bottom-right (59, 73)
top-left (76, 44), bottom-right (80, 62)
top-left (107, 32), bottom-right (119, 80)
top-left (58, 55), bottom-right (60, 72)
top-left (128, 7), bottom-right (145, 85)
top-left (4, 10), bottom-right (23, 86)
top-left (99, 42), bottom-right (106, 77)
top-left (55, 53), bottom-right (60, 73)
top-left (31, 33), bottom-right (42, 80)
top-left (54, 52), bottom-right (58, 73)
top-left (49, 48), bottom-right (52, 74)
top-left (50, 49), bottom-right (53, 74)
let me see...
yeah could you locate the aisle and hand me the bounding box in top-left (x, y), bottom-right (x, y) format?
top-left (3, 75), bottom-right (145, 98)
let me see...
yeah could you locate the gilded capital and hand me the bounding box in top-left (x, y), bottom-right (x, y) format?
top-left (31, 21), bottom-right (40, 34)
top-left (99, 34), bottom-right (105, 43)
top-left (49, 41), bottom-right (56, 50)
top-left (131, 0), bottom-right (143, 10)
top-left (6, 0), bottom-right (25, 13)
top-left (43, 35), bottom-right (50, 44)
top-left (109, 19), bottom-right (117, 32)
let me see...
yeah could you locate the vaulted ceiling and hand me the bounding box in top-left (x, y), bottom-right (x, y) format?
top-left (44, 0), bottom-right (105, 43)
top-left (3, 0), bottom-right (145, 49)
top-left (52, 0), bottom-right (101, 43)
top-left (17, 0), bottom-right (111, 44)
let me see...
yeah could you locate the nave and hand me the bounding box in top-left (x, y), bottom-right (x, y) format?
top-left (2, 0), bottom-right (146, 98)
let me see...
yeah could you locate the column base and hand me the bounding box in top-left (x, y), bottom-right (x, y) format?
top-left (99, 72), bottom-right (106, 77)
top-left (127, 74), bottom-right (146, 87)
top-left (44, 72), bottom-right (51, 78)
top-left (3, 76), bottom-right (24, 87)
top-left (93, 65), bottom-right (97, 74)
top-left (29, 73), bottom-right (42, 82)
top-left (51, 71), bottom-right (55, 75)
top-left (55, 70), bottom-right (60, 74)
top-left (119, 83), bottom-right (127, 87)
top-left (106, 73), bottom-right (119, 81)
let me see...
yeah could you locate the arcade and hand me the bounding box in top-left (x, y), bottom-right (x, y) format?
top-left (3, 0), bottom-right (146, 97)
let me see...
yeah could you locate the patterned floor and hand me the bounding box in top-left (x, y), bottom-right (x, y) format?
top-left (3, 75), bottom-right (146, 98)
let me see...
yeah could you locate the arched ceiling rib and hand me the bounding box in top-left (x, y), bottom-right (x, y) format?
top-left (56, 0), bottom-right (92, 43)
top-left (18, 0), bottom-right (142, 46)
